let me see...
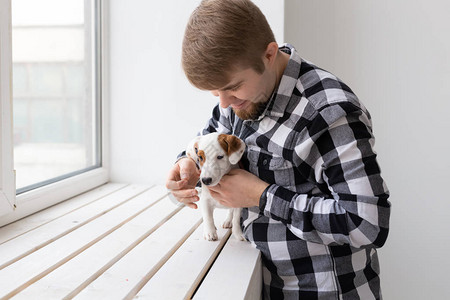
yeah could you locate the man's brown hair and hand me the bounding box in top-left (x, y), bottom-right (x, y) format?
top-left (182, 0), bottom-right (276, 90)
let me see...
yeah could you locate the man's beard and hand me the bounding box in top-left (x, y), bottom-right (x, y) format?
top-left (233, 101), bottom-right (267, 120)
top-left (232, 91), bottom-right (271, 120)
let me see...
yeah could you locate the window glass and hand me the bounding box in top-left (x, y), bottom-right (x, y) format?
top-left (12, 0), bottom-right (101, 193)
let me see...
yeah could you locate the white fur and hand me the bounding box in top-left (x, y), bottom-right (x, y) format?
top-left (186, 132), bottom-right (246, 241)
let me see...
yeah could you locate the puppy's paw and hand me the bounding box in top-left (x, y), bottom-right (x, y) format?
top-left (232, 228), bottom-right (246, 241)
top-left (222, 220), bottom-right (232, 229)
top-left (233, 232), bottom-right (246, 241)
top-left (203, 230), bottom-right (218, 241)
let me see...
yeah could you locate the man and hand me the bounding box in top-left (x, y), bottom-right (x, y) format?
top-left (166, 0), bottom-right (391, 299)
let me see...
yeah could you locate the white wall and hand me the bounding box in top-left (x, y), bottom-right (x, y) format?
top-left (285, 1), bottom-right (450, 299)
top-left (109, 0), bottom-right (284, 185)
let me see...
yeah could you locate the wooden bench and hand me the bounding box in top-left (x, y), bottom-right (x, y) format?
top-left (0, 183), bottom-right (262, 299)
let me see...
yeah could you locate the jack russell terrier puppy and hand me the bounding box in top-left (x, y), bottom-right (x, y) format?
top-left (186, 132), bottom-right (246, 241)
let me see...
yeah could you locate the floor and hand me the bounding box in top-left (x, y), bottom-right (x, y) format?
top-left (0, 183), bottom-right (262, 300)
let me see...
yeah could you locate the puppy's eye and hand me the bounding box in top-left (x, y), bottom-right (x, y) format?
top-left (217, 155), bottom-right (224, 160)
top-left (194, 147), bottom-right (198, 154)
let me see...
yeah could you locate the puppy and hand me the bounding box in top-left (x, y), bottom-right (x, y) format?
top-left (186, 132), bottom-right (246, 241)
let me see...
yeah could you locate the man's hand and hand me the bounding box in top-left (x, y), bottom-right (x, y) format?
top-left (165, 157), bottom-right (201, 209)
top-left (207, 169), bottom-right (269, 208)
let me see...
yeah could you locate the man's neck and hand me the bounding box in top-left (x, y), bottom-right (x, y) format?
top-left (275, 51), bottom-right (290, 88)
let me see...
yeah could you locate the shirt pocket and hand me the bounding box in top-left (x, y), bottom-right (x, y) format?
top-left (246, 149), bottom-right (295, 187)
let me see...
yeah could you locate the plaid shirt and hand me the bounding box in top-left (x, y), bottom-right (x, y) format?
top-left (198, 44), bottom-right (391, 299)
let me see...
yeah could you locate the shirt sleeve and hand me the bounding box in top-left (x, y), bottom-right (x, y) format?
top-left (259, 102), bottom-right (391, 249)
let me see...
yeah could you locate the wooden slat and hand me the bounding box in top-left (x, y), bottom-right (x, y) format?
top-left (0, 183), bottom-right (126, 244)
top-left (12, 196), bottom-right (180, 300)
top-left (0, 184), bottom-right (153, 270)
top-left (0, 186), bottom-right (167, 299)
top-left (135, 209), bottom-right (232, 300)
top-left (193, 235), bottom-right (262, 300)
top-left (73, 205), bottom-right (204, 300)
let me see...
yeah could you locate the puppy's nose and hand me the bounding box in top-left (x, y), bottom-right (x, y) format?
top-left (202, 177), bottom-right (212, 186)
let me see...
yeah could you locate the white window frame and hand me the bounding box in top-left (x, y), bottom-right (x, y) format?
top-left (0, 0), bottom-right (16, 217)
top-left (0, 0), bottom-right (109, 227)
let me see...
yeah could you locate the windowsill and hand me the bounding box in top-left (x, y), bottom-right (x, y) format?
top-left (0, 167), bottom-right (109, 227)
top-left (0, 183), bottom-right (262, 299)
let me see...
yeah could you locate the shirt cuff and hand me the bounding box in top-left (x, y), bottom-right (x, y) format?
top-left (259, 184), bottom-right (272, 212)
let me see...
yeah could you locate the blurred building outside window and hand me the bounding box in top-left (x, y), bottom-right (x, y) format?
top-left (12, 0), bottom-right (101, 193)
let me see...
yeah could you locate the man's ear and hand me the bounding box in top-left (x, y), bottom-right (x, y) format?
top-left (264, 41), bottom-right (279, 67)
top-left (218, 134), bottom-right (245, 165)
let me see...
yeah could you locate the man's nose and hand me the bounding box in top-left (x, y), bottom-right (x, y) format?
top-left (211, 90), bottom-right (236, 108)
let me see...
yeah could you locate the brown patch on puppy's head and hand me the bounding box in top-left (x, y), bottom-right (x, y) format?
top-left (218, 134), bottom-right (240, 155)
top-left (218, 134), bottom-right (245, 164)
top-left (197, 149), bottom-right (206, 166)
top-left (186, 137), bottom-right (201, 162)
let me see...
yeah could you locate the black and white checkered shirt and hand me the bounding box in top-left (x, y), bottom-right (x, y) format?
top-left (198, 44), bottom-right (391, 299)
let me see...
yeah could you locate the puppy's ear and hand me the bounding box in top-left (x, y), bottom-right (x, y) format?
top-left (186, 136), bottom-right (201, 161)
top-left (218, 134), bottom-right (245, 165)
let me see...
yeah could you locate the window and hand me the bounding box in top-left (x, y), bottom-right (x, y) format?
top-left (13, 0), bottom-right (102, 193)
top-left (0, 0), bottom-right (108, 225)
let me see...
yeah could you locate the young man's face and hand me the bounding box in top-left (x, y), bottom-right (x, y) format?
top-left (210, 66), bottom-right (276, 120)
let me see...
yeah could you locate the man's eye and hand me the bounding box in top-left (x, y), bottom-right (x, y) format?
top-left (217, 155), bottom-right (224, 160)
